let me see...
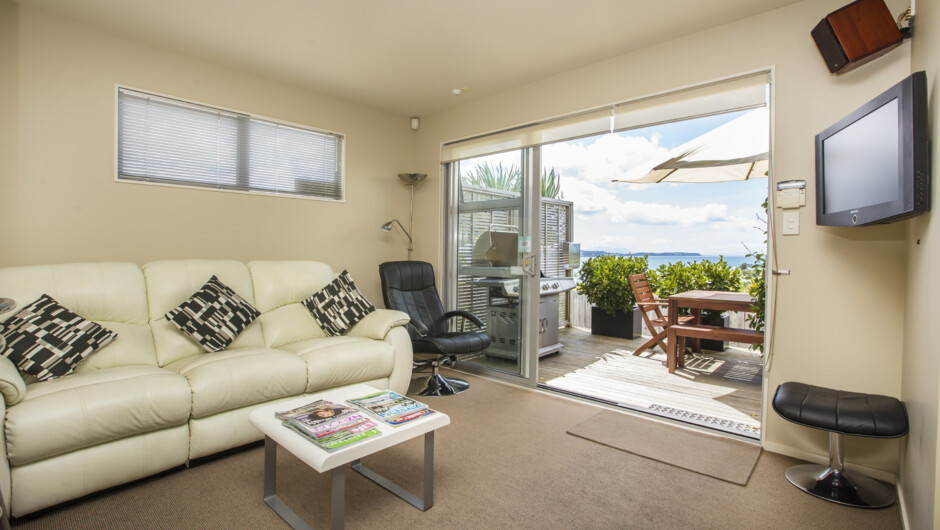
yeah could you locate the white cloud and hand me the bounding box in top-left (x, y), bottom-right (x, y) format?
top-left (612, 202), bottom-right (730, 225)
top-left (562, 179), bottom-right (732, 226)
top-left (558, 179), bottom-right (619, 213)
top-left (543, 134), bottom-right (668, 184)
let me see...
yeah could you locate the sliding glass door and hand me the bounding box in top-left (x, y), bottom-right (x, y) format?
top-left (444, 149), bottom-right (541, 385)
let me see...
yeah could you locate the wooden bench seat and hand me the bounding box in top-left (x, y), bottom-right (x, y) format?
top-left (667, 324), bottom-right (764, 373)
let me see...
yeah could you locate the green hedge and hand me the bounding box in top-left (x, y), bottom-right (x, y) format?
top-left (650, 257), bottom-right (742, 320)
top-left (577, 254), bottom-right (745, 319)
top-left (576, 255), bottom-right (650, 316)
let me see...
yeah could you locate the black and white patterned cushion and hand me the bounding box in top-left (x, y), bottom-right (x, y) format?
top-left (165, 275), bottom-right (261, 353)
top-left (0, 294), bottom-right (118, 381)
top-left (302, 270), bottom-right (375, 337)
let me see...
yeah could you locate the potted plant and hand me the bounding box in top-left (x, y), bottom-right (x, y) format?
top-left (651, 257), bottom-right (742, 351)
top-left (576, 254), bottom-right (649, 339)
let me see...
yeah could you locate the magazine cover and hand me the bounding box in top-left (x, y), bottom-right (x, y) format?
top-left (275, 399), bottom-right (357, 425)
top-left (348, 390), bottom-right (429, 423)
top-left (292, 412), bottom-right (370, 438)
top-left (386, 408), bottom-right (435, 425)
top-left (277, 399), bottom-right (383, 452)
top-left (284, 420), bottom-right (381, 452)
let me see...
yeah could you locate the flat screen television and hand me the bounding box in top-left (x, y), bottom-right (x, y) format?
top-left (815, 71), bottom-right (930, 226)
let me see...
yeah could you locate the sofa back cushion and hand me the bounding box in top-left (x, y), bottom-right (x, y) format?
top-left (143, 260), bottom-right (264, 366)
top-left (247, 261), bottom-right (334, 348)
top-left (0, 263), bottom-right (158, 372)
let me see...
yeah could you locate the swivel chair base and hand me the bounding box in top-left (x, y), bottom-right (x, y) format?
top-left (785, 463), bottom-right (895, 508)
top-left (419, 374), bottom-right (469, 397)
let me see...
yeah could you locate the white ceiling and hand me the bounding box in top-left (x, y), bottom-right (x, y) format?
top-left (17, 0), bottom-right (802, 116)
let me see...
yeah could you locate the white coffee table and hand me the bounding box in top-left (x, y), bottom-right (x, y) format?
top-left (248, 383), bottom-right (450, 530)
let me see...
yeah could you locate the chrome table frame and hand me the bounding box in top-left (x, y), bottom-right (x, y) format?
top-left (262, 432), bottom-right (436, 530)
top-left (249, 384), bottom-right (449, 530)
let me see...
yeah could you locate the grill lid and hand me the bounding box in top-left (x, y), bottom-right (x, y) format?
top-left (472, 229), bottom-right (519, 267)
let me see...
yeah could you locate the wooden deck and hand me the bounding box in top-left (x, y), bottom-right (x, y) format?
top-left (456, 325), bottom-right (764, 438)
top-left (541, 327), bottom-right (763, 437)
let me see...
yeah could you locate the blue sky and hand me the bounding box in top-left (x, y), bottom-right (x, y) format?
top-left (462, 110), bottom-right (769, 256)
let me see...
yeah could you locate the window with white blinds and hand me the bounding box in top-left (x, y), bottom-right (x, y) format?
top-left (117, 87), bottom-right (345, 200)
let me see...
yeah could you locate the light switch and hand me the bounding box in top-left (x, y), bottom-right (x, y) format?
top-left (783, 212), bottom-right (800, 235)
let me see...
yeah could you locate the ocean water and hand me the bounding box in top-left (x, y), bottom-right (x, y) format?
top-left (580, 254), bottom-right (755, 270)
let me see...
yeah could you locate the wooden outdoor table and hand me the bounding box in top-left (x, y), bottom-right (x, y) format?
top-left (666, 290), bottom-right (761, 373)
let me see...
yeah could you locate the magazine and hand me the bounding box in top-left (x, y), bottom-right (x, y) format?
top-left (347, 390), bottom-right (434, 426)
top-left (275, 399), bottom-right (381, 452)
top-left (275, 399), bottom-right (357, 423)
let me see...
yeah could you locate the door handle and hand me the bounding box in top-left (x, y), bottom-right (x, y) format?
top-left (521, 254), bottom-right (537, 277)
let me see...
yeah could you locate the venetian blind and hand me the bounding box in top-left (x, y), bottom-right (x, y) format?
top-left (117, 87), bottom-right (345, 200)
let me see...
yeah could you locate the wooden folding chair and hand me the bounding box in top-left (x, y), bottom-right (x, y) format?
top-left (628, 273), bottom-right (697, 357)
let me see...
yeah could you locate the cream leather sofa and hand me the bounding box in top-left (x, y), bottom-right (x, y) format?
top-left (0, 260), bottom-right (412, 517)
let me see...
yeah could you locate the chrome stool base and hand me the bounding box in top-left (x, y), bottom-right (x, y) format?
top-left (785, 463), bottom-right (895, 508)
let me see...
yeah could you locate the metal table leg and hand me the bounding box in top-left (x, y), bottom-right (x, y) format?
top-left (351, 431), bottom-right (435, 511)
top-left (330, 467), bottom-right (345, 530)
top-left (261, 431), bottom-right (434, 528)
top-left (262, 436), bottom-right (317, 530)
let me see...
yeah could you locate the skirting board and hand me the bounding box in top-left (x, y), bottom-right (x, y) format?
top-left (762, 440), bottom-right (898, 483)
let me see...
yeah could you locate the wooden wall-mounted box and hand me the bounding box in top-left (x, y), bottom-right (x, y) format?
top-left (811, 0), bottom-right (903, 74)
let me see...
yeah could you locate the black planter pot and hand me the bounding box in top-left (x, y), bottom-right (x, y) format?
top-left (590, 306), bottom-right (642, 339)
top-left (700, 313), bottom-right (729, 351)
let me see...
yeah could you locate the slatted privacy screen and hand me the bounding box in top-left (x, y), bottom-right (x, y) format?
top-left (540, 197), bottom-right (571, 324)
top-left (456, 187), bottom-right (518, 329)
top-left (117, 87), bottom-right (345, 200)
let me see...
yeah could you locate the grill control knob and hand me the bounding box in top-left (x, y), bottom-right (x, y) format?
top-left (542, 283), bottom-right (549, 290)
top-left (512, 285), bottom-right (519, 293)
top-left (552, 282), bottom-right (559, 289)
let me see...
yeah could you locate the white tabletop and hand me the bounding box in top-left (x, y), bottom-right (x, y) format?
top-left (249, 383), bottom-right (450, 473)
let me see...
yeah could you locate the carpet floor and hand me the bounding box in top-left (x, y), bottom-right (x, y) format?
top-left (568, 410), bottom-right (761, 485)
top-left (13, 371), bottom-right (902, 529)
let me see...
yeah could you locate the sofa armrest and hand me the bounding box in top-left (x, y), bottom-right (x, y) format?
top-left (0, 356), bottom-right (25, 406)
top-left (383, 326), bottom-right (414, 395)
top-left (346, 309), bottom-right (411, 341)
top-left (0, 398), bottom-right (8, 521)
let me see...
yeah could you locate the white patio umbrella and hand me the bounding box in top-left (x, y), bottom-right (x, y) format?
top-left (613, 107), bottom-right (769, 184)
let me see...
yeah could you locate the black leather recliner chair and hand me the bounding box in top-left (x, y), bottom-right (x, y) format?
top-left (378, 261), bottom-right (490, 396)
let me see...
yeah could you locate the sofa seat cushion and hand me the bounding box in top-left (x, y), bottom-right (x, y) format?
top-left (279, 337), bottom-right (395, 392)
top-left (166, 348), bottom-right (307, 418)
top-left (5, 365), bottom-right (192, 466)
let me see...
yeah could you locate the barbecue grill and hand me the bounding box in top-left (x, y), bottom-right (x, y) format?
top-left (469, 228), bottom-right (577, 359)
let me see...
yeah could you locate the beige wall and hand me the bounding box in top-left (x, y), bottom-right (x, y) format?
top-left (0, 5), bottom-right (417, 300)
top-left (904, 0), bottom-right (940, 527)
top-left (0, 0), bottom-right (18, 273)
top-left (4, 0), bottom-right (937, 522)
top-left (417, 0), bottom-right (913, 472)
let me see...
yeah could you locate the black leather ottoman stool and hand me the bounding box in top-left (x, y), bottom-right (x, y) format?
top-left (772, 382), bottom-right (908, 508)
